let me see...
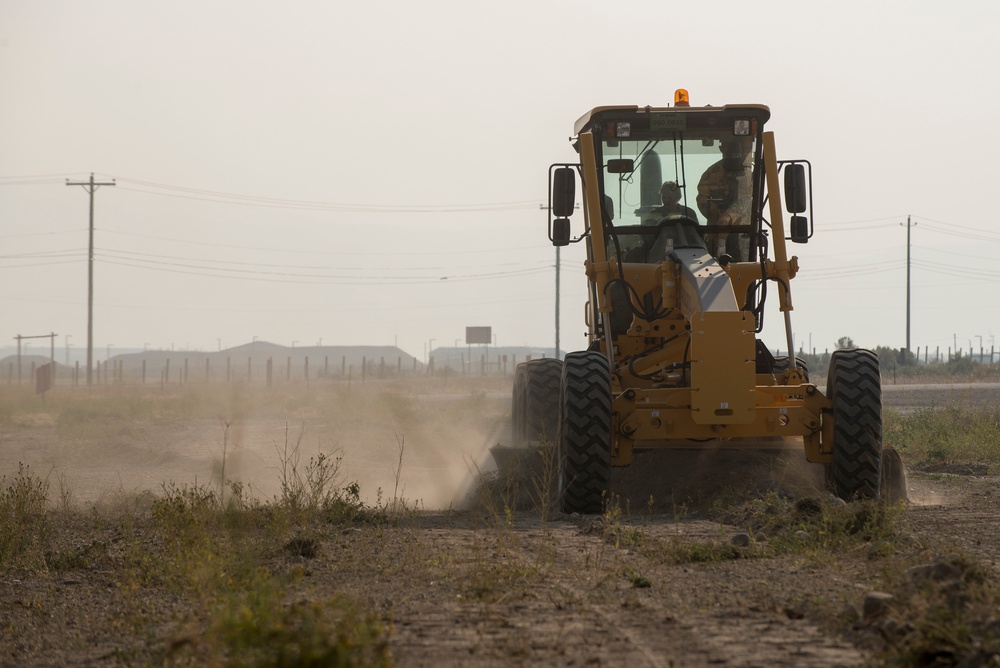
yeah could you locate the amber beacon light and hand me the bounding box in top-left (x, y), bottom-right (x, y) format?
top-left (674, 89), bottom-right (690, 107)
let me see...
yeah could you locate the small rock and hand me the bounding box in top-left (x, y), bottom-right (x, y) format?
top-left (907, 560), bottom-right (961, 585)
top-left (783, 604), bottom-right (805, 620)
top-left (840, 602), bottom-right (860, 623)
top-left (863, 591), bottom-right (894, 621)
top-left (731, 533), bottom-right (751, 547)
top-left (795, 530), bottom-right (811, 541)
top-left (754, 531), bottom-right (768, 543)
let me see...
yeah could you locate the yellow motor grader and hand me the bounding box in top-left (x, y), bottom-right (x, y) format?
top-left (510, 91), bottom-right (885, 514)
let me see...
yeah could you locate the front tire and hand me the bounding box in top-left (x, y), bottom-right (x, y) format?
top-left (557, 351), bottom-right (612, 514)
top-left (826, 348), bottom-right (883, 500)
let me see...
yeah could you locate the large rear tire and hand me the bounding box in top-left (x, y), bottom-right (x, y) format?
top-left (826, 348), bottom-right (883, 501)
top-left (558, 351), bottom-right (612, 514)
top-left (511, 359), bottom-right (562, 447)
top-left (772, 355), bottom-right (810, 382)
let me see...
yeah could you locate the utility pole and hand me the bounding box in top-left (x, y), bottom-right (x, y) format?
top-left (555, 246), bottom-right (561, 360)
top-left (902, 215), bottom-right (915, 354)
top-left (542, 203), bottom-right (562, 359)
top-left (67, 173), bottom-right (116, 386)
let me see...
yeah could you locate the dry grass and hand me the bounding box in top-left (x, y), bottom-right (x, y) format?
top-left (885, 405), bottom-right (1000, 472)
top-left (1, 378), bottom-right (999, 665)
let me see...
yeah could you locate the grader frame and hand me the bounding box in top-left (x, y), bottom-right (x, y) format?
top-left (511, 94), bottom-right (884, 514)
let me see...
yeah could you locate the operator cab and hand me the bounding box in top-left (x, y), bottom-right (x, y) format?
top-left (593, 104), bottom-right (769, 263)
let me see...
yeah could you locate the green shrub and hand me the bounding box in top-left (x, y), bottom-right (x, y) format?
top-left (885, 406), bottom-right (1000, 470)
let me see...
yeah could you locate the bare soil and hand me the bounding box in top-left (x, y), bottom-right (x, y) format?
top-left (1, 381), bottom-right (998, 666)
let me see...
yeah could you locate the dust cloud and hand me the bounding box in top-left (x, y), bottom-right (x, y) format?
top-left (1, 380), bottom-right (927, 513)
top-left (0, 380), bottom-right (510, 511)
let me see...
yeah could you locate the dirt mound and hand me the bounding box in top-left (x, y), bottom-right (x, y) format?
top-left (612, 447), bottom-right (827, 514)
top-left (482, 444), bottom-right (828, 516)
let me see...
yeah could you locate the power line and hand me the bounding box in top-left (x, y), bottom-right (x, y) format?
top-left (98, 228), bottom-right (544, 256)
top-left (915, 221), bottom-right (1000, 243)
top-left (95, 246), bottom-right (549, 273)
top-left (109, 176), bottom-right (539, 213)
top-left (0, 229), bottom-right (87, 240)
top-left (821, 215), bottom-right (906, 228)
top-left (98, 256), bottom-right (555, 285)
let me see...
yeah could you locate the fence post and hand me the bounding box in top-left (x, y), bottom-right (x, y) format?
top-left (166, 359), bottom-right (171, 384)
top-left (142, 360), bottom-right (146, 384)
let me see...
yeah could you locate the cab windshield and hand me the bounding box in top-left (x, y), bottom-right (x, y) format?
top-left (597, 119), bottom-right (760, 261)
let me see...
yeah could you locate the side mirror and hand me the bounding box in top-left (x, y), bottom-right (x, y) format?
top-left (552, 218), bottom-right (570, 247)
top-left (783, 164), bottom-right (807, 214)
top-left (551, 167), bottom-right (576, 218)
top-left (790, 216), bottom-right (809, 244)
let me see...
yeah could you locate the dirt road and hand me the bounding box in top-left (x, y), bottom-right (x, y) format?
top-left (0, 380), bottom-right (998, 665)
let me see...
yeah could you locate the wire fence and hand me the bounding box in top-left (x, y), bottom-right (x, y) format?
top-left (4, 351), bottom-right (545, 390)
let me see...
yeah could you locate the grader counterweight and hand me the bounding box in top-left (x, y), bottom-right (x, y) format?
top-left (511, 92), bottom-right (890, 514)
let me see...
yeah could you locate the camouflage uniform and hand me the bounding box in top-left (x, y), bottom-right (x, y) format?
top-left (697, 141), bottom-right (753, 261)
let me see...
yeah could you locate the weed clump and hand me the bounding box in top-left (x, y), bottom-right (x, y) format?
top-left (168, 575), bottom-right (392, 667)
top-left (860, 553), bottom-right (1000, 667)
top-left (0, 463), bottom-right (50, 569)
top-left (719, 491), bottom-right (905, 557)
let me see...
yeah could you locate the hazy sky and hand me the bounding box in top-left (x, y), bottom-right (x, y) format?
top-left (2, 1), bottom-right (999, 361)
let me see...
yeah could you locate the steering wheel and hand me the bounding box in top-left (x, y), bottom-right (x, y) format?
top-left (654, 214), bottom-right (701, 230)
